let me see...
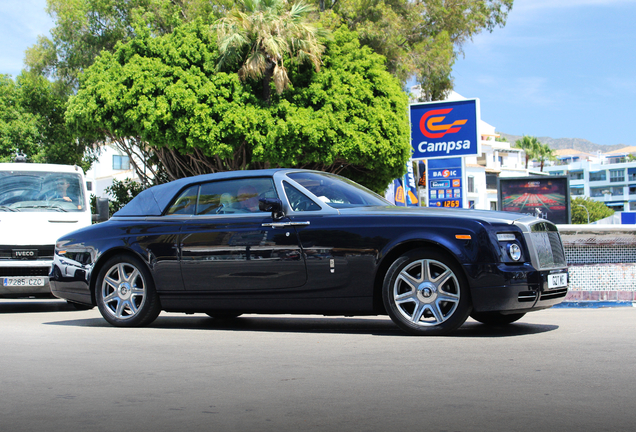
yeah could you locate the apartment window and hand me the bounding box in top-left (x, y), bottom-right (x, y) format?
top-left (628, 168), bottom-right (636, 181)
top-left (486, 173), bottom-right (498, 190)
top-left (570, 187), bottom-right (584, 196)
top-left (630, 185), bottom-right (636, 195)
top-left (589, 171), bottom-right (606, 182)
top-left (550, 171), bottom-right (564, 176)
top-left (113, 155), bottom-right (130, 170)
top-left (590, 187), bottom-right (606, 197)
top-left (467, 176), bottom-right (475, 193)
top-left (86, 181), bottom-right (93, 191)
top-left (569, 171), bottom-right (584, 180)
top-left (610, 169), bottom-right (625, 183)
top-left (610, 186), bottom-right (624, 196)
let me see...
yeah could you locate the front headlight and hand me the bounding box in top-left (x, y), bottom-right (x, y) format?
top-left (508, 243), bottom-right (522, 261)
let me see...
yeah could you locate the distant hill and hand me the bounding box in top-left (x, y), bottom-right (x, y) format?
top-left (497, 133), bottom-right (626, 154)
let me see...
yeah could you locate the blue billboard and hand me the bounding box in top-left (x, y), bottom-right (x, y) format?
top-left (410, 99), bottom-right (480, 159)
top-left (427, 157), bottom-right (463, 208)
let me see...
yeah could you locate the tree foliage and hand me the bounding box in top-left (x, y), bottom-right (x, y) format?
top-left (571, 197), bottom-right (614, 225)
top-left (0, 73), bottom-right (95, 169)
top-left (66, 22), bottom-right (410, 192)
top-left (319, 0), bottom-right (514, 100)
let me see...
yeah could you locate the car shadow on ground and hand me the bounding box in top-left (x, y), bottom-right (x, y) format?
top-left (43, 313), bottom-right (559, 338)
top-left (0, 299), bottom-right (78, 314)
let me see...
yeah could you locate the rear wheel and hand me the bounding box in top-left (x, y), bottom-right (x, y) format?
top-left (470, 311), bottom-right (525, 326)
top-left (383, 248), bottom-right (471, 336)
top-left (95, 255), bottom-right (161, 327)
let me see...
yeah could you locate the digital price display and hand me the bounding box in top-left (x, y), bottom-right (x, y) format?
top-left (427, 157), bottom-right (463, 208)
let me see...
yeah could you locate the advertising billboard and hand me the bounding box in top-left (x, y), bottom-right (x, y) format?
top-left (427, 157), bottom-right (463, 208)
top-left (498, 176), bottom-right (571, 224)
top-left (410, 99), bottom-right (480, 160)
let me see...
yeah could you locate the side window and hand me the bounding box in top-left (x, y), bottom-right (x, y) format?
top-left (197, 177), bottom-right (277, 215)
top-left (283, 181), bottom-right (321, 212)
top-left (166, 185), bottom-right (199, 215)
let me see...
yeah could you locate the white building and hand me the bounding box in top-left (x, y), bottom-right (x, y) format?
top-left (85, 144), bottom-right (141, 198)
top-left (544, 147), bottom-right (636, 212)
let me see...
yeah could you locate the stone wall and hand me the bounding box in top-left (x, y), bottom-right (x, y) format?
top-left (557, 225), bottom-right (636, 303)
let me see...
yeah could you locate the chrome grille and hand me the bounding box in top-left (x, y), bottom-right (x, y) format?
top-left (527, 222), bottom-right (567, 270)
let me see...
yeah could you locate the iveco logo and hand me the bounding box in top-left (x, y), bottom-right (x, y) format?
top-left (13, 250), bottom-right (37, 259)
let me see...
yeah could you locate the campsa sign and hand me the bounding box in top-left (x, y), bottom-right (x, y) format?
top-left (410, 99), bottom-right (480, 159)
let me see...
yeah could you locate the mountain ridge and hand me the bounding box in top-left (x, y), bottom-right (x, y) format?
top-left (497, 133), bottom-right (628, 154)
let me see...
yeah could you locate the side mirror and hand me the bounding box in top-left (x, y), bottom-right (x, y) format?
top-left (92, 197), bottom-right (109, 222)
top-left (259, 198), bottom-right (285, 220)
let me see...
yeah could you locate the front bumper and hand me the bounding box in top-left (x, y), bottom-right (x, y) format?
top-left (0, 261), bottom-right (53, 297)
top-left (466, 263), bottom-right (569, 314)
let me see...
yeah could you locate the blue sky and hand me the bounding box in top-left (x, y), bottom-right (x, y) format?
top-left (2, 0), bottom-right (635, 147)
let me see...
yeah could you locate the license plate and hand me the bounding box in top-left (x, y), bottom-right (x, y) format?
top-left (2, 277), bottom-right (46, 287)
top-left (548, 273), bottom-right (567, 289)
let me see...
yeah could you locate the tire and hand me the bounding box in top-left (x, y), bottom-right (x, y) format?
top-left (470, 311), bottom-right (525, 326)
top-left (382, 248), bottom-right (471, 336)
top-left (205, 312), bottom-right (242, 319)
top-left (95, 255), bottom-right (161, 327)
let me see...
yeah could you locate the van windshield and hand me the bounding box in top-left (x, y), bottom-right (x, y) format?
top-left (0, 171), bottom-right (86, 212)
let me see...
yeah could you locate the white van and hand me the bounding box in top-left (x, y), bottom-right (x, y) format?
top-left (0, 162), bottom-right (103, 299)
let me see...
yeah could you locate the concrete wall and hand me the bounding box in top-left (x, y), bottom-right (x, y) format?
top-left (558, 224), bottom-right (636, 304)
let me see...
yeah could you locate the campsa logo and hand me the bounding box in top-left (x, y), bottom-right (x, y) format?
top-left (420, 108), bottom-right (467, 139)
top-left (417, 108), bottom-right (471, 155)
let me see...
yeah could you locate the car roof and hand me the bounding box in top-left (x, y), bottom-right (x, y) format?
top-left (114, 169), bottom-right (288, 217)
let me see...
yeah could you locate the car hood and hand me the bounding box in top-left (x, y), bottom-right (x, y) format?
top-left (337, 205), bottom-right (538, 225)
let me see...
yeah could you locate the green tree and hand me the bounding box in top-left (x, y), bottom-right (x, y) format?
top-left (319, 0), bottom-right (514, 99)
top-left (105, 178), bottom-right (146, 213)
top-left (66, 22), bottom-right (410, 192)
top-left (0, 73), bottom-right (96, 169)
top-left (514, 135), bottom-right (540, 169)
top-left (26, 0), bottom-right (233, 89)
top-left (571, 197), bottom-right (614, 224)
top-left (215, 0), bottom-right (325, 103)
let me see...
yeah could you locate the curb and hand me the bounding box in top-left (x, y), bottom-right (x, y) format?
top-left (554, 301), bottom-right (636, 309)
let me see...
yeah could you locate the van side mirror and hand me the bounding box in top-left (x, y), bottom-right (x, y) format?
top-left (259, 198), bottom-right (285, 220)
top-left (92, 197), bottom-right (109, 222)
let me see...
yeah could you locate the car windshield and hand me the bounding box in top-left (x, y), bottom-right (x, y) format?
top-left (287, 171), bottom-right (389, 208)
top-left (0, 170), bottom-right (86, 212)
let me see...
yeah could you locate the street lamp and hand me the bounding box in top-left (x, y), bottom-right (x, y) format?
top-left (575, 204), bottom-right (590, 224)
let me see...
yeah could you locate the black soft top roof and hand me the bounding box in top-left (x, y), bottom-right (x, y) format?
top-left (114, 169), bottom-right (286, 217)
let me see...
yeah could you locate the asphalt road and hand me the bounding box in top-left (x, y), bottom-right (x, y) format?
top-left (1, 300), bottom-right (635, 432)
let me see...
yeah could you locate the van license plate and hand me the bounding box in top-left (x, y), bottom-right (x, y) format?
top-left (548, 273), bottom-right (567, 289)
top-left (3, 277), bottom-right (46, 287)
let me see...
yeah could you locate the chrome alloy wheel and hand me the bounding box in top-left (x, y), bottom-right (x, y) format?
top-left (392, 258), bottom-right (460, 327)
top-left (100, 262), bottom-right (148, 320)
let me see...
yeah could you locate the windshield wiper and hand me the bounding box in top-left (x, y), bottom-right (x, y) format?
top-left (14, 204), bottom-right (68, 212)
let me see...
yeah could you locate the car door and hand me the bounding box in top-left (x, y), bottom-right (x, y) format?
top-left (176, 177), bottom-right (307, 292)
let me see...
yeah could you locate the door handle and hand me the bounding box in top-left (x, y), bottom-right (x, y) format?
top-left (262, 221), bottom-right (310, 228)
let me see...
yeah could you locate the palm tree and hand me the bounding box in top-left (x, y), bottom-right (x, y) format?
top-left (214, 0), bottom-right (325, 103)
top-left (514, 135), bottom-right (541, 169)
top-left (536, 143), bottom-right (555, 171)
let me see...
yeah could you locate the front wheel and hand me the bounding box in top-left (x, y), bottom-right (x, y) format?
top-left (95, 255), bottom-right (161, 327)
top-left (383, 248), bottom-right (471, 336)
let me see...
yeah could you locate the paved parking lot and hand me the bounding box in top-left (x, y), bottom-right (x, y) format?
top-left (1, 300), bottom-right (635, 432)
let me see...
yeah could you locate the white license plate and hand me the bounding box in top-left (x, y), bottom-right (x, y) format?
top-left (548, 273), bottom-right (567, 289)
top-left (3, 277), bottom-right (47, 287)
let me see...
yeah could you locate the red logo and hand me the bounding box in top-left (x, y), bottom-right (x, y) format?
top-left (420, 108), bottom-right (467, 139)
top-left (442, 170), bottom-right (451, 178)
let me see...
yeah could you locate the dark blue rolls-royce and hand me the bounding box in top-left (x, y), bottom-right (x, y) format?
top-left (50, 169), bottom-right (568, 335)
